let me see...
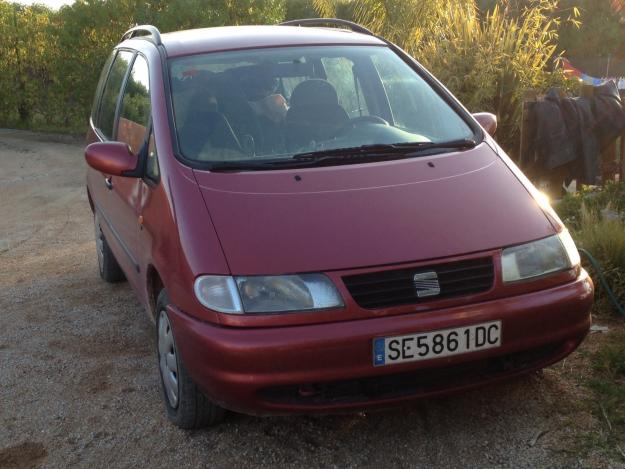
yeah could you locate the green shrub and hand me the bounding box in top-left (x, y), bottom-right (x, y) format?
top-left (575, 210), bottom-right (625, 315)
top-left (555, 182), bottom-right (625, 316)
top-left (556, 182), bottom-right (625, 230)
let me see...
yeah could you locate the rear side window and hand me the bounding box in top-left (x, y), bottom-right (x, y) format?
top-left (97, 50), bottom-right (134, 140)
top-left (117, 55), bottom-right (151, 155)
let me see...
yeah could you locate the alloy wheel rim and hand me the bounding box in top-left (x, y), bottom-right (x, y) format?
top-left (158, 311), bottom-right (179, 408)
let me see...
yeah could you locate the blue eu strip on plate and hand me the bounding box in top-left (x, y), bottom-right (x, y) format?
top-left (373, 337), bottom-right (385, 366)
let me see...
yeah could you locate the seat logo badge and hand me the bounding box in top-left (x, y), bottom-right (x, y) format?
top-left (413, 271), bottom-right (440, 298)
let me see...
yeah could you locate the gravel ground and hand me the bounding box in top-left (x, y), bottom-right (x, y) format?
top-left (0, 129), bottom-right (621, 468)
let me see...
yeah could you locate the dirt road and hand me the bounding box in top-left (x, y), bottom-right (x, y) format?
top-left (0, 129), bottom-right (619, 468)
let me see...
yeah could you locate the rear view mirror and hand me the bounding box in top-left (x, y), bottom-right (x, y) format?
top-left (472, 112), bottom-right (497, 136)
top-left (85, 142), bottom-right (137, 176)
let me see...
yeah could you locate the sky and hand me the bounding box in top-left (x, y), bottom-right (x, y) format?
top-left (13, 0), bottom-right (72, 9)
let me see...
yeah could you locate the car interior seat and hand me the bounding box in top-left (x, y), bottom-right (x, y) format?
top-left (178, 104), bottom-right (241, 159)
top-left (285, 79), bottom-right (349, 151)
top-left (211, 70), bottom-right (265, 154)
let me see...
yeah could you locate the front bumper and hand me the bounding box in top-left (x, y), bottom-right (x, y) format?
top-left (168, 271), bottom-right (593, 415)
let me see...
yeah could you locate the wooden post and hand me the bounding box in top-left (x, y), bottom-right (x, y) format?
top-left (552, 87), bottom-right (566, 99)
top-left (620, 132), bottom-right (625, 182)
top-left (602, 140), bottom-right (617, 183)
top-left (518, 90), bottom-right (537, 166)
top-left (581, 84), bottom-right (594, 99)
top-left (618, 90), bottom-right (625, 182)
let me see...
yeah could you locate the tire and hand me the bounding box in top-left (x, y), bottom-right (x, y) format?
top-left (94, 213), bottom-right (125, 283)
top-left (156, 290), bottom-right (226, 429)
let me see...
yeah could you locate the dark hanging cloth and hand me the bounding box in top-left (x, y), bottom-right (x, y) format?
top-left (524, 82), bottom-right (625, 186)
top-left (526, 89), bottom-right (577, 174)
top-left (592, 80), bottom-right (625, 152)
top-left (559, 95), bottom-right (600, 185)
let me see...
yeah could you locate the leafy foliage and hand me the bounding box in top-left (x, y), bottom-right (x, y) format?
top-left (0, 0), bottom-right (285, 133)
top-left (554, 182), bottom-right (625, 316)
top-left (559, 0), bottom-right (625, 58)
top-left (556, 182), bottom-right (625, 229)
top-left (575, 211), bottom-right (625, 315)
top-left (0, 3), bottom-right (56, 128)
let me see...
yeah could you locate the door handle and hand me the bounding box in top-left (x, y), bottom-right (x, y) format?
top-left (104, 176), bottom-right (113, 190)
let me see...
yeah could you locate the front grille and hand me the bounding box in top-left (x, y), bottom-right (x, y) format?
top-left (259, 342), bottom-right (562, 406)
top-left (343, 257), bottom-right (494, 309)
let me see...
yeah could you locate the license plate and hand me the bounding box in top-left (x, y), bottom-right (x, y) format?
top-left (373, 321), bottom-right (502, 366)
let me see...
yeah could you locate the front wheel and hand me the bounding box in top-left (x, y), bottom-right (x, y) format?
top-left (156, 291), bottom-right (226, 429)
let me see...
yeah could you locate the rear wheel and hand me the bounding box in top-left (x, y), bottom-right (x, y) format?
top-left (94, 213), bottom-right (125, 283)
top-left (156, 291), bottom-right (226, 429)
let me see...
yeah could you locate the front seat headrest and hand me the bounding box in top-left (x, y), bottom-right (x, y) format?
top-left (290, 79), bottom-right (340, 109)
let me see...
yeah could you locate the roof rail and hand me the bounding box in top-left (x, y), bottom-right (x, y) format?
top-left (120, 25), bottom-right (162, 46)
top-left (279, 18), bottom-right (373, 36)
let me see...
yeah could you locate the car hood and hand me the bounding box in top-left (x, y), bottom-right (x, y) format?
top-left (193, 143), bottom-right (555, 275)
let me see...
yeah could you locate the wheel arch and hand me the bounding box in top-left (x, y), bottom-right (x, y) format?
top-left (146, 264), bottom-right (165, 321)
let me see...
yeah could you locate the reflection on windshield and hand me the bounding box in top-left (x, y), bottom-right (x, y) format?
top-left (169, 46), bottom-right (475, 164)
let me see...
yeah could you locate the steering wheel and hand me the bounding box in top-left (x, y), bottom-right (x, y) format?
top-left (333, 115), bottom-right (390, 138)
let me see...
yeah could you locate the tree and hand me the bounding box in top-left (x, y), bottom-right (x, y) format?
top-left (0, 0), bottom-right (288, 132)
top-left (0, 2), bottom-right (55, 127)
top-left (285, 0), bottom-right (318, 20)
top-left (558, 0), bottom-right (625, 58)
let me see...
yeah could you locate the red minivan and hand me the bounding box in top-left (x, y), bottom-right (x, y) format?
top-left (85, 19), bottom-right (593, 428)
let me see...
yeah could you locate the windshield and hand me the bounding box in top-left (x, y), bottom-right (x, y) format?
top-left (169, 45), bottom-right (476, 165)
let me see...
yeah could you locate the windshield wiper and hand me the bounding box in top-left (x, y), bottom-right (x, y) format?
top-left (209, 157), bottom-right (330, 172)
top-left (208, 139), bottom-right (477, 171)
top-left (208, 160), bottom-right (287, 171)
top-left (292, 138), bottom-right (477, 161)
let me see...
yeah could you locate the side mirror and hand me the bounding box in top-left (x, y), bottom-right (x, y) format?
top-left (472, 112), bottom-right (497, 136)
top-left (85, 142), bottom-right (138, 176)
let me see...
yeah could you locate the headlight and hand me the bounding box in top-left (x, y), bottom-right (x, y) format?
top-left (502, 231), bottom-right (580, 282)
top-left (194, 274), bottom-right (343, 314)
